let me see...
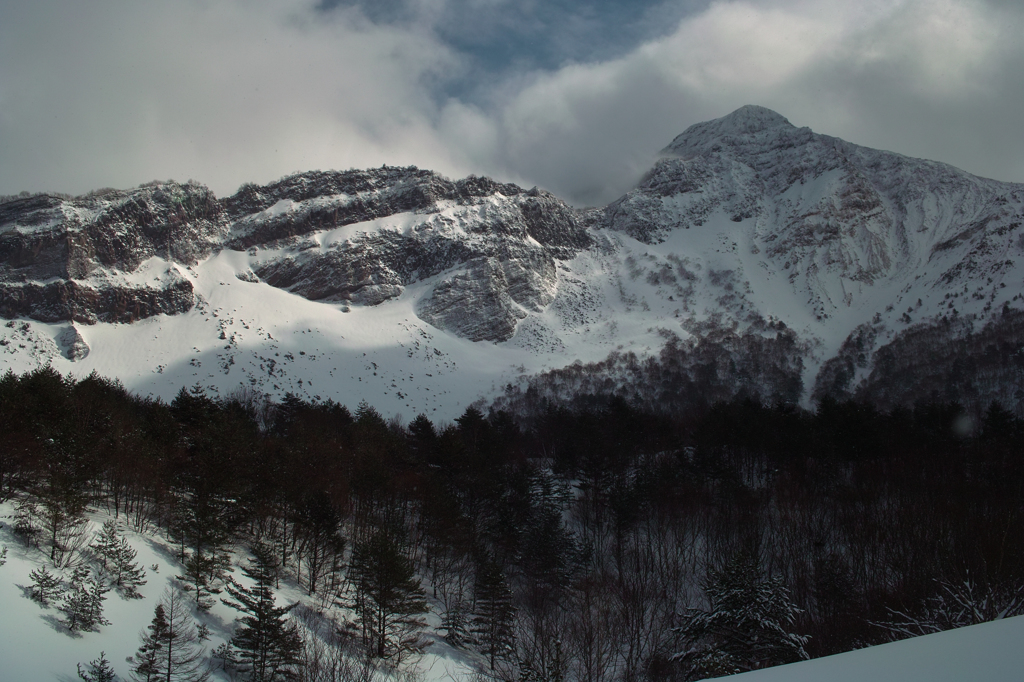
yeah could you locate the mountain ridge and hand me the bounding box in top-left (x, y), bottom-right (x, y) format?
top-left (2, 106), bottom-right (1023, 417)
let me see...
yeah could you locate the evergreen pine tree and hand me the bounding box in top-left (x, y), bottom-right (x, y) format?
top-left (0, 544), bottom-right (7, 566)
top-left (13, 499), bottom-right (41, 548)
top-left (169, 478), bottom-right (234, 613)
top-left (60, 567), bottom-right (92, 629)
top-left (169, 388), bottom-right (238, 612)
top-left (441, 600), bottom-right (471, 648)
top-left (673, 552), bottom-right (808, 679)
top-left (129, 604), bottom-right (163, 682)
top-left (177, 546), bottom-right (231, 612)
top-left (345, 529), bottom-right (429, 661)
top-left (77, 651), bottom-right (118, 682)
top-left (128, 586), bottom-right (210, 682)
top-left (524, 469), bottom-right (580, 589)
top-left (91, 520), bottom-right (121, 572)
top-left (92, 520), bottom-right (147, 598)
top-left (294, 491), bottom-right (344, 596)
top-left (221, 542), bottom-right (303, 681)
top-left (61, 565), bottom-right (110, 632)
top-left (471, 557), bottom-right (515, 671)
top-left (116, 549), bottom-right (148, 599)
top-left (87, 573), bottom-right (112, 627)
top-left (26, 419), bottom-right (93, 568)
top-left (210, 643), bottom-right (240, 680)
top-left (112, 534), bottom-right (147, 598)
top-left (30, 564), bottom-right (64, 605)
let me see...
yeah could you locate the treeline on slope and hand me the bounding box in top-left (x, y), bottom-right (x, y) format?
top-left (497, 306), bottom-right (1024, 425)
top-left (492, 323), bottom-right (805, 421)
top-left (2, 367), bottom-right (1024, 681)
top-left (815, 306), bottom-right (1024, 416)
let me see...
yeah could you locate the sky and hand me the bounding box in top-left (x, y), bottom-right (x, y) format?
top-left (2, 0), bottom-right (1023, 207)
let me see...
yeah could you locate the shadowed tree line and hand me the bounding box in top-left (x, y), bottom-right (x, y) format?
top-left (2, 366), bottom-right (1023, 681)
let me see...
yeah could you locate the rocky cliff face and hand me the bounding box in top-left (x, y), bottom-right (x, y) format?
top-left (0, 182), bottom-right (222, 323)
top-left (227, 168), bottom-right (589, 341)
top-left (0, 169), bottom-right (589, 340)
top-left (3, 106), bottom-right (1024, 413)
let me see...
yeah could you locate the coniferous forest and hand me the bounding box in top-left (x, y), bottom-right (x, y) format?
top-left (2, 366), bottom-right (1024, 681)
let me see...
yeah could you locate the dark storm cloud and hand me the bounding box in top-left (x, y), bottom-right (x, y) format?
top-left (2, 0), bottom-right (1023, 207)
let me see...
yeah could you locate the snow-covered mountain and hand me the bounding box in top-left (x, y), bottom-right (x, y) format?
top-left (3, 106), bottom-right (1023, 417)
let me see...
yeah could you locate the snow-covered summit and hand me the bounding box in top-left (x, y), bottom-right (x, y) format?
top-left (661, 104), bottom-right (797, 158)
top-left (606, 106), bottom-right (1024, 410)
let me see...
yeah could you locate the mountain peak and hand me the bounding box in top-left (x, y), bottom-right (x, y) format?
top-left (661, 105), bottom-right (795, 157)
top-left (716, 104), bottom-right (792, 131)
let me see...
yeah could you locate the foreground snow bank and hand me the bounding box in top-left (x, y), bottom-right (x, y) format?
top-left (734, 614), bottom-right (1024, 682)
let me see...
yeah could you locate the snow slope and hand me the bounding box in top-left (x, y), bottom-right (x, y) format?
top-left (0, 230), bottom-right (730, 420)
top-left (0, 501), bottom-right (478, 682)
top-left (733, 614), bottom-right (1024, 682)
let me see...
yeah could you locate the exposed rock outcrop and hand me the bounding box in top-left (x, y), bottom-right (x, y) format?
top-left (0, 278), bottom-right (194, 324)
top-left (0, 171), bottom-right (589, 339)
top-left (0, 181), bottom-right (224, 324)
top-left (418, 258), bottom-right (528, 342)
top-left (233, 175), bottom-right (587, 335)
top-left (57, 325), bottom-right (89, 361)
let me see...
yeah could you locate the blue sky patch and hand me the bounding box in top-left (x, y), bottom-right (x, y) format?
top-left (318, 0), bottom-right (705, 98)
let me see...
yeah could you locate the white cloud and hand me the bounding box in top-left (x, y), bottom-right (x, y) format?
top-left (2, 0), bottom-right (1023, 204)
top-left (448, 0), bottom-right (1024, 204)
top-left (648, 1), bottom-right (847, 91)
top-left (0, 0), bottom-right (468, 196)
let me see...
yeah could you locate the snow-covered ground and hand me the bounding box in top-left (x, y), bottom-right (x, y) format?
top-left (4, 496), bottom-right (1024, 681)
top-left (733, 614), bottom-right (1024, 682)
top-left (0, 249), bottom-right (542, 422)
top-left (0, 501), bottom-right (479, 681)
